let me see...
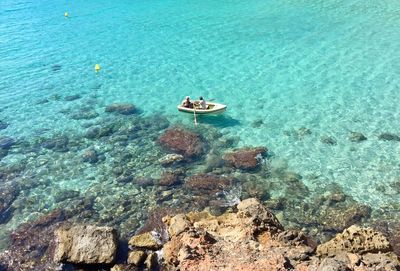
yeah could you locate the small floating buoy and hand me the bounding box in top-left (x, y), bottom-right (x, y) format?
top-left (64, 12), bottom-right (69, 17)
top-left (95, 64), bottom-right (101, 72)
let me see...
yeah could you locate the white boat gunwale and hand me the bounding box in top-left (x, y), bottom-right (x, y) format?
top-left (177, 101), bottom-right (227, 114)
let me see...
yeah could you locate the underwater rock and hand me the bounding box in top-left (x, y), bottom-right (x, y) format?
top-left (69, 108), bottom-right (99, 120)
top-left (184, 173), bottom-right (234, 195)
top-left (317, 225), bottom-right (391, 256)
top-left (51, 64), bottom-right (62, 72)
top-left (159, 153), bottom-right (184, 166)
top-left (320, 204), bottom-right (371, 232)
top-left (64, 94), bottom-right (82, 101)
top-left (41, 135), bottom-right (69, 152)
top-left (158, 128), bottom-right (206, 158)
top-left (53, 189), bottom-right (80, 203)
top-left (134, 178), bottom-right (155, 188)
top-left (54, 225), bottom-right (118, 264)
top-left (349, 132), bottom-right (367, 142)
top-left (85, 125), bottom-right (115, 139)
top-left (105, 103), bottom-right (136, 115)
top-left (320, 135), bottom-right (337, 145)
top-left (284, 127), bottom-right (312, 140)
top-left (378, 133), bottom-right (400, 141)
top-left (251, 119), bottom-right (264, 128)
top-left (0, 184), bottom-right (19, 224)
top-left (0, 120), bottom-right (8, 130)
top-left (0, 136), bottom-right (15, 150)
top-left (223, 147), bottom-right (267, 170)
top-left (0, 209), bottom-right (70, 270)
top-left (82, 148), bottom-right (99, 163)
top-left (159, 171), bottom-right (183, 186)
top-left (128, 232), bottom-right (162, 250)
top-left (35, 98), bottom-right (50, 104)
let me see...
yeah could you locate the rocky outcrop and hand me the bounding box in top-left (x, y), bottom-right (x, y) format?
top-left (158, 128), bottom-right (205, 158)
top-left (316, 225), bottom-right (391, 256)
top-left (105, 103), bottom-right (136, 115)
top-left (54, 225), bottom-right (118, 264)
top-left (128, 231), bottom-right (162, 250)
top-left (223, 147), bottom-right (267, 170)
top-left (160, 199), bottom-right (399, 271)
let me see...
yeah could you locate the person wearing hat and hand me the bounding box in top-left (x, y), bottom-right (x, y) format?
top-left (181, 96), bottom-right (193, 108)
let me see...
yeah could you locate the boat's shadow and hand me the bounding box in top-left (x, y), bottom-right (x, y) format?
top-left (196, 114), bottom-right (240, 128)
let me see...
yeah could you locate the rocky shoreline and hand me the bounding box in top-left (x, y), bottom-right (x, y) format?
top-left (0, 198), bottom-right (399, 271)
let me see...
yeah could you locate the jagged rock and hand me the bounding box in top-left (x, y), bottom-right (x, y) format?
top-left (320, 204), bottom-right (371, 232)
top-left (82, 149), bottom-right (99, 163)
top-left (144, 253), bottom-right (158, 270)
top-left (0, 136), bottom-right (15, 150)
top-left (378, 133), bottom-right (400, 141)
top-left (159, 171), bottom-right (182, 186)
top-left (105, 103), bottom-right (136, 115)
top-left (159, 153), bottom-right (184, 166)
top-left (127, 250), bottom-right (146, 266)
top-left (223, 147), bottom-right (267, 170)
top-left (128, 232), bottom-right (162, 250)
top-left (168, 214), bottom-right (191, 237)
top-left (184, 173), bottom-right (234, 195)
top-left (54, 225), bottom-right (118, 264)
top-left (317, 257), bottom-right (351, 271)
top-left (349, 132), bottom-right (367, 142)
top-left (317, 225), bottom-right (391, 256)
top-left (237, 198), bottom-right (284, 234)
top-left (158, 128), bottom-right (205, 158)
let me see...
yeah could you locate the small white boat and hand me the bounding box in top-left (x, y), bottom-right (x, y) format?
top-left (177, 101), bottom-right (227, 114)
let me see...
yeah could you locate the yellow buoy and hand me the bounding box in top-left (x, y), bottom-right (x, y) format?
top-left (64, 12), bottom-right (69, 17)
top-left (95, 64), bottom-right (101, 72)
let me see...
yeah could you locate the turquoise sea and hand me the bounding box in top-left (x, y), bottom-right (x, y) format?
top-left (1, 0), bottom-right (400, 251)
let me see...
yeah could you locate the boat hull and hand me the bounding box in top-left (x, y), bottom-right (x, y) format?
top-left (177, 102), bottom-right (227, 115)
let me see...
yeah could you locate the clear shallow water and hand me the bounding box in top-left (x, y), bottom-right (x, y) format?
top-left (1, 0), bottom-right (400, 249)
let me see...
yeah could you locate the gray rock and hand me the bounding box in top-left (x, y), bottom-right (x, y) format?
top-left (320, 135), bottom-right (337, 145)
top-left (349, 132), bottom-right (367, 142)
top-left (378, 133), bottom-right (400, 141)
top-left (105, 103), bottom-right (136, 115)
top-left (82, 149), bottom-right (99, 163)
top-left (0, 136), bottom-right (15, 150)
top-left (317, 257), bottom-right (351, 271)
top-left (0, 121), bottom-right (8, 130)
top-left (54, 225), bottom-right (118, 264)
top-left (64, 94), bottom-right (82, 101)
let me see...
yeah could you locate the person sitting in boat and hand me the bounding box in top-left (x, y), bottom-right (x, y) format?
top-left (199, 96), bottom-right (207, 109)
top-left (181, 96), bottom-right (193, 108)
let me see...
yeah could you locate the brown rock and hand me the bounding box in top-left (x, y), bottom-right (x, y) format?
top-left (184, 173), bottom-right (234, 195)
top-left (237, 198), bottom-right (284, 234)
top-left (127, 250), bottom-right (146, 266)
top-left (144, 252), bottom-right (158, 270)
top-left (128, 232), bottom-right (161, 250)
top-left (317, 225), bottom-right (391, 256)
top-left (54, 225), bottom-right (118, 264)
top-left (111, 264), bottom-right (139, 271)
top-left (223, 147), bottom-right (267, 170)
top-left (158, 128), bottom-right (205, 158)
top-left (159, 171), bottom-right (181, 186)
top-left (168, 214), bottom-right (191, 237)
